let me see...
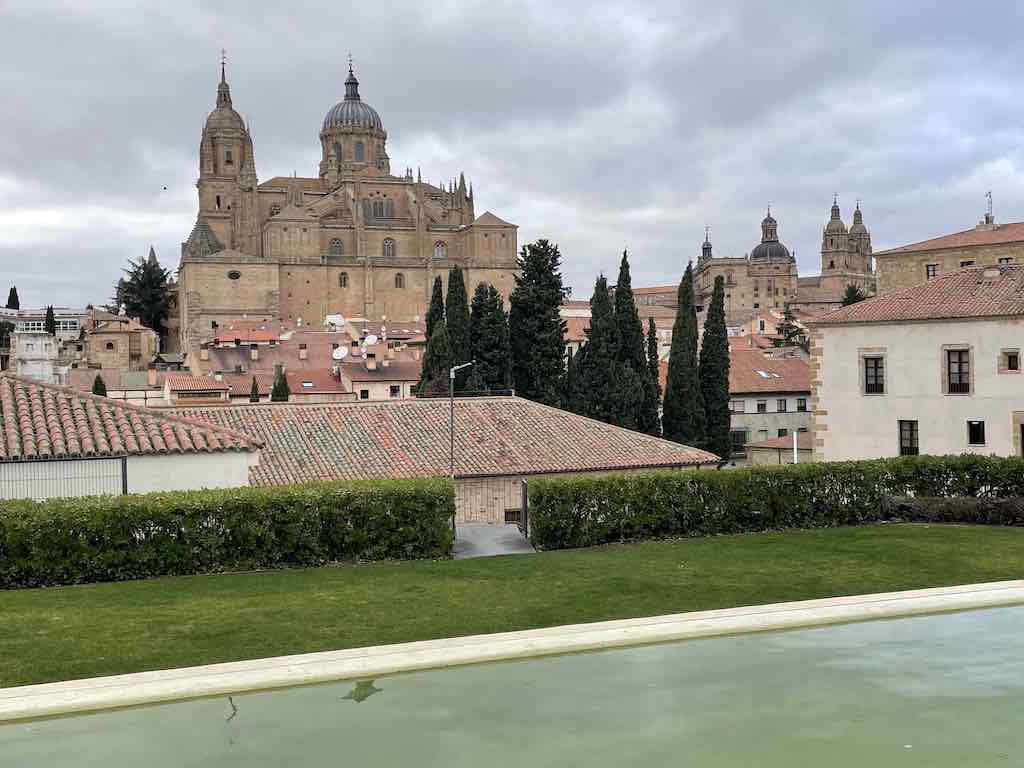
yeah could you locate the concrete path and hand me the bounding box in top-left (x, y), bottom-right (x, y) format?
top-left (454, 523), bottom-right (535, 559)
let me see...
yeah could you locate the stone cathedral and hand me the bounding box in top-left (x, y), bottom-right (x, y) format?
top-left (176, 62), bottom-right (518, 352)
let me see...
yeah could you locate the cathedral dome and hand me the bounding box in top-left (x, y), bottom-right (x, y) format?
top-left (322, 67), bottom-right (384, 134)
top-left (750, 209), bottom-right (793, 262)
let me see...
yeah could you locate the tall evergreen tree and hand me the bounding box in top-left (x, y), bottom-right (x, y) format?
top-left (469, 283), bottom-right (512, 393)
top-left (249, 376), bottom-right (260, 403)
top-left (699, 275), bottom-right (731, 459)
top-left (425, 276), bottom-right (445, 340)
top-left (775, 304), bottom-right (809, 352)
top-left (44, 306), bottom-right (56, 336)
top-left (841, 284), bottom-right (867, 306)
top-left (91, 374), bottom-right (107, 397)
top-left (560, 348), bottom-right (578, 411)
top-left (445, 265), bottom-right (471, 389)
top-left (572, 275), bottom-right (642, 429)
top-left (0, 320), bottom-right (12, 351)
top-left (662, 264), bottom-right (705, 446)
top-left (416, 322), bottom-right (451, 397)
top-left (270, 367), bottom-right (290, 402)
top-left (508, 239), bottom-right (567, 406)
top-left (113, 247), bottom-right (172, 338)
top-left (5, 286), bottom-right (18, 310)
top-left (612, 250), bottom-right (652, 432)
top-left (645, 318), bottom-right (662, 434)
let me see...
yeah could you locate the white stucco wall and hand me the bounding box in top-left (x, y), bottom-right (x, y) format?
top-left (813, 317), bottom-right (1024, 461)
top-left (126, 452), bottom-right (257, 494)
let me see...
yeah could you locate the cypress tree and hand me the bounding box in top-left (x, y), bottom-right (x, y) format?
top-left (662, 264), bottom-right (705, 446)
top-left (270, 367), bottom-right (290, 402)
top-left (699, 275), bottom-right (731, 459)
top-left (445, 265), bottom-right (471, 389)
top-left (560, 348), bottom-right (578, 411)
top-left (644, 317), bottom-right (662, 435)
top-left (5, 286), bottom-right (18, 310)
top-left (44, 306), bottom-right (57, 336)
top-left (416, 322), bottom-right (451, 397)
top-left (425, 276), bottom-right (445, 340)
top-left (841, 284), bottom-right (866, 306)
top-left (249, 376), bottom-right (260, 403)
top-left (91, 374), bottom-right (107, 397)
top-left (572, 275), bottom-right (641, 429)
top-left (508, 239), bottom-right (567, 405)
top-left (612, 250), bottom-right (651, 431)
top-left (469, 283), bottom-right (512, 393)
top-left (113, 248), bottom-right (171, 338)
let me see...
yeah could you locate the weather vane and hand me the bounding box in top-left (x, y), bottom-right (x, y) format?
top-left (348, 51), bottom-right (353, 74)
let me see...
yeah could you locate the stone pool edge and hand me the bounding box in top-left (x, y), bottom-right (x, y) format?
top-left (3, 580), bottom-right (1023, 723)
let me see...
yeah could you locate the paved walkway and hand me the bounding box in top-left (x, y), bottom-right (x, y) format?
top-left (453, 524), bottom-right (536, 559)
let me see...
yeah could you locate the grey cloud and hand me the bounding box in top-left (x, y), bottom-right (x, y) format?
top-left (2, 0), bottom-right (1024, 307)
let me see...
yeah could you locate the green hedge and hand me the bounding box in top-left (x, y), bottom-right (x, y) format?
top-left (528, 455), bottom-right (1024, 550)
top-left (0, 478), bottom-right (455, 589)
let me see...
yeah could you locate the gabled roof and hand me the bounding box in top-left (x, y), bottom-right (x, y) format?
top-left (183, 217), bottom-right (224, 258)
top-left (875, 222), bottom-right (1024, 256)
top-left (171, 397), bottom-right (716, 485)
top-left (0, 373), bottom-right (259, 462)
top-left (258, 176), bottom-right (325, 192)
top-left (342, 360), bottom-right (421, 383)
top-left (812, 265), bottom-right (1024, 325)
top-left (729, 349), bottom-right (811, 395)
top-left (165, 374), bottom-right (230, 393)
top-left (472, 211), bottom-right (514, 227)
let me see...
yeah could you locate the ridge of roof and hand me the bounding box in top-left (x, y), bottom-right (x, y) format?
top-left (875, 221), bottom-right (1024, 256)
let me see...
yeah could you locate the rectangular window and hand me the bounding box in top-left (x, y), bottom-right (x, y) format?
top-left (730, 430), bottom-right (748, 454)
top-left (926, 264), bottom-right (938, 280)
top-left (1000, 349), bottom-right (1020, 373)
top-left (796, 397), bottom-right (807, 412)
top-left (864, 356), bottom-right (885, 394)
top-left (730, 399), bottom-right (745, 414)
top-left (756, 400), bottom-right (767, 414)
top-left (777, 428), bottom-right (788, 438)
top-left (777, 398), bottom-right (788, 412)
top-left (389, 385), bottom-right (401, 398)
top-left (998, 257), bottom-right (1013, 265)
top-left (947, 349), bottom-right (970, 393)
top-left (959, 260), bottom-right (975, 268)
top-left (758, 429), bottom-right (769, 441)
top-left (899, 420), bottom-right (919, 456)
top-left (968, 420), bottom-right (986, 445)
top-left (359, 389), bottom-right (370, 400)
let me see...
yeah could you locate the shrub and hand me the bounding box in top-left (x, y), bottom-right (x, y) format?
top-left (0, 478), bottom-right (454, 589)
top-left (528, 455), bottom-right (1024, 550)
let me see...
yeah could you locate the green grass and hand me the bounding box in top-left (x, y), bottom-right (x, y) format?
top-left (1, 524), bottom-right (1022, 688)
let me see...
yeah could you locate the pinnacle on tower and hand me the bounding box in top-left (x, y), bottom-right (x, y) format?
top-left (216, 50), bottom-right (232, 109)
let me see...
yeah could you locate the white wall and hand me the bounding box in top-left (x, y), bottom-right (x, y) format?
top-left (0, 458), bottom-right (124, 500)
top-left (126, 452), bottom-right (256, 494)
top-left (814, 317), bottom-right (1024, 460)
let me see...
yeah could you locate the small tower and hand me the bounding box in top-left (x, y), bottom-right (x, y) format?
top-left (700, 227), bottom-right (713, 263)
top-left (847, 201), bottom-right (872, 274)
top-left (821, 196), bottom-right (849, 272)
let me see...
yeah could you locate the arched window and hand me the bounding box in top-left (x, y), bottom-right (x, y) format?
top-left (355, 142), bottom-right (365, 162)
top-left (105, 342), bottom-right (114, 351)
top-left (394, 272), bottom-right (405, 289)
top-left (372, 199), bottom-right (385, 218)
top-left (329, 238), bottom-right (343, 256)
top-left (434, 241), bottom-right (447, 259)
top-left (225, 149), bottom-right (233, 165)
top-left (333, 141), bottom-right (343, 160)
top-left (339, 272), bottom-right (349, 288)
top-left (382, 238), bottom-right (395, 259)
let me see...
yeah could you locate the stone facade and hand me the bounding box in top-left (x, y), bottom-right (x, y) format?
top-left (695, 201), bottom-right (876, 323)
top-left (875, 212), bottom-right (1024, 295)
top-left (177, 63), bottom-right (518, 353)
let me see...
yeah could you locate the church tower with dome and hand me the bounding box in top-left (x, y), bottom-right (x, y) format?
top-left (176, 60), bottom-right (518, 357)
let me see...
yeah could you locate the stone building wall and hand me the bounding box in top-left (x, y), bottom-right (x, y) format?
top-left (876, 242), bottom-right (1023, 294)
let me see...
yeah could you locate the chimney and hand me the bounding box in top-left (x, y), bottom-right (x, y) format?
top-left (366, 353), bottom-right (377, 371)
top-left (250, 345), bottom-right (259, 361)
top-left (298, 343), bottom-right (308, 361)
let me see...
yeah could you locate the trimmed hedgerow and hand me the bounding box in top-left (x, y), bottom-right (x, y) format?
top-left (528, 455), bottom-right (1024, 550)
top-left (0, 478), bottom-right (454, 589)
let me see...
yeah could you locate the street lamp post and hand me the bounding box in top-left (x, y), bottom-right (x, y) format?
top-left (449, 361), bottom-right (475, 542)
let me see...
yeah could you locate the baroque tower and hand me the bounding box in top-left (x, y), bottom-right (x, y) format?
top-left (196, 59), bottom-right (259, 256)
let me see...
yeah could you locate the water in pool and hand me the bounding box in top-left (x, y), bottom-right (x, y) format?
top-left (3, 607), bottom-right (1023, 766)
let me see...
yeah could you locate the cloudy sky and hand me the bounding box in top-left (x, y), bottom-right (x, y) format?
top-left (3, 0), bottom-right (1024, 307)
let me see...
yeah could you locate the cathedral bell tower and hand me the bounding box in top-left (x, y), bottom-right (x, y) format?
top-left (820, 196), bottom-right (849, 273)
top-left (195, 55), bottom-right (259, 256)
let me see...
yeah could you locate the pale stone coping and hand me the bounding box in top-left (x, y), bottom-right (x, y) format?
top-left (2, 580), bottom-right (1022, 724)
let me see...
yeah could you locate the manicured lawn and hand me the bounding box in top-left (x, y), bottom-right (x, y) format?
top-left (1, 524), bottom-right (1022, 688)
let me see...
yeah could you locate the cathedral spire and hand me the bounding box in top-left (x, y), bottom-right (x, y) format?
top-left (831, 194), bottom-right (841, 220)
top-left (702, 226), bottom-right (713, 261)
top-left (216, 50), bottom-right (232, 109)
top-left (344, 56), bottom-right (361, 101)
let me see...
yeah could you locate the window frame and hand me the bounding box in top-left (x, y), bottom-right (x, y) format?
top-left (862, 354), bottom-right (885, 395)
top-left (394, 272), bottom-right (405, 289)
top-left (898, 420), bottom-right (919, 456)
top-left (999, 348), bottom-right (1020, 375)
top-left (944, 346), bottom-right (972, 395)
top-left (756, 400), bottom-right (767, 414)
top-left (729, 399), bottom-right (745, 414)
top-left (339, 271), bottom-right (349, 288)
top-left (967, 420), bottom-right (986, 446)
top-left (382, 238), bottom-right (395, 259)
top-left (796, 397), bottom-right (807, 412)
top-left (776, 398), bottom-right (788, 413)
top-left (925, 263), bottom-right (938, 280)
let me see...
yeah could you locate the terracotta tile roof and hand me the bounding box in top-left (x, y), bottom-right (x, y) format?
top-left (213, 324), bottom-right (280, 344)
top-left (729, 349), bottom-right (811, 394)
top-left (287, 369), bottom-right (350, 393)
top-left (221, 373), bottom-right (276, 397)
top-left (172, 397), bottom-right (717, 485)
top-left (875, 222), bottom-right (1024, 256)
top-left (342, 360), bottom-right (421, 383)
top-left (812, 265), bottom-right (1024, 325)
top-left (746, 431), bottom-right (813, 451)
top-left (166, 374), bottom-right (230, 393)
top-left (564, 316), bottom-right (590, 342)
top-left (0, 373), bottom-right (259, 462)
